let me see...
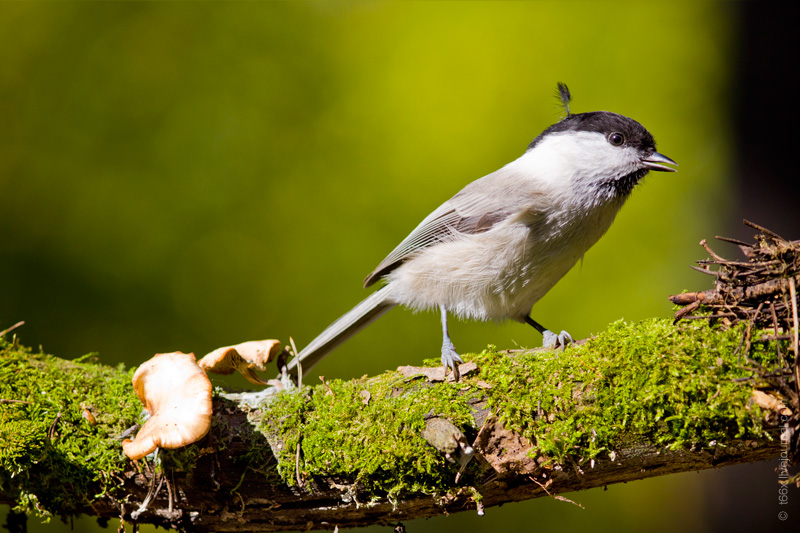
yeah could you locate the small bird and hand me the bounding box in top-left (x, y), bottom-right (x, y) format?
top-left (290, 83), bottom-right (676, 380)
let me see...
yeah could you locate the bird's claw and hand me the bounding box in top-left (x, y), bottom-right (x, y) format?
top-left (441, 343), bottom-right (464, 381)
top-left (542, 329), bottom-right (573, 350)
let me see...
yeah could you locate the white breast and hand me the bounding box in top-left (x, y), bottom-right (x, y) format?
top-left (387, 196), bottom-right (623, 322)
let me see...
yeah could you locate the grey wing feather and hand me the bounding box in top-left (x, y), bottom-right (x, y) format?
top-left (363, 204), bottom-right (464, 287)
top-left (363, 166), bottom-right (535, 287)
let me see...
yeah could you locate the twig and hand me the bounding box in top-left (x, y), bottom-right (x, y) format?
top-left (0, 321), bottom-right (25, 337)
top-left (769, 302), bottom-right (784, 368)
top-left (743, 219), bottom-right (785, 240)
top-left (529, 476), bottom-right (584, 509)
top-left (700, 239), bottom-right (728, 262)
top-left (166, 472), bottom-right (174, 513)
top-left (790, 277), bottom-right (799, 397)
top-left (295, 442), bottom-right (304, 489)
top-left (714, 235), bottom-right (752, 247)
top-left (48, 412), bottom-right (62, 442)
top-left (131, 471), bottom-right (160, 520)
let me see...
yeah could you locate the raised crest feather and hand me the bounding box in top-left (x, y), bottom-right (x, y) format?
top-left (555, 82), bottom-right (572, 118)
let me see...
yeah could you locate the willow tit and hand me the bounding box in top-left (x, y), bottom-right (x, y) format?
top-left (289, 84), bottom-right (676, 380)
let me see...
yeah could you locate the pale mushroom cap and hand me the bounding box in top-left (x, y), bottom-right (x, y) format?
top-left (122, 352), bottom-right (213, 460)
top-left (197, 339), bottom-right (282, 385)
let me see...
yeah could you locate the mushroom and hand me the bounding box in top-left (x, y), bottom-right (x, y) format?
top-left (122, 352), bottom-right (213, 460)
top-left (197, 339), bottom-right (282, 385)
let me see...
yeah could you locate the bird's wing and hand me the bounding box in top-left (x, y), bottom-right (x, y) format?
top-left (363, 166), bottom-right (545, 287)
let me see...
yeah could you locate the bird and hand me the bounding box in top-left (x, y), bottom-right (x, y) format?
top-left (288, 83), bottom-right (676, 381)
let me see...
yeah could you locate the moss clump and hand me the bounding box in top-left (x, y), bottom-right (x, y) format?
top-left (263, 370), bottom-right (479, 502)
top-left (473, 318), bottom-right (775, 465)
top-left (0, 338), bottom-right (141, 516)
top-left (263, 318), bottom-right (776, 501)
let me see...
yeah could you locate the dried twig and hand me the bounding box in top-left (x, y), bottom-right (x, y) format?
top-left (670, 220), bottom-right (800, 465)
top-left (0, 321), bottom-right (25, 338)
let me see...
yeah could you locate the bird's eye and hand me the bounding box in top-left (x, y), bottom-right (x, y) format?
top-left (608, 132), bottom-right (625, 146)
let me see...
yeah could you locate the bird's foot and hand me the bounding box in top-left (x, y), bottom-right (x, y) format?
top-left (441, 341), bottom-right (464, 381)
top-left (542, 330), bottom-right (573, 350)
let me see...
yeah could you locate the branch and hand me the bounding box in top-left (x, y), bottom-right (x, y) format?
top-left (0, 319), bottom-right (792, 531)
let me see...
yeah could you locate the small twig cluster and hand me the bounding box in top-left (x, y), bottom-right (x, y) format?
top-left (669, 220), bottom-right (799, 466)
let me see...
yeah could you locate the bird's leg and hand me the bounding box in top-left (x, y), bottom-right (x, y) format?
top-left (525, 316), bottom-right (573, 350)
top-left (440, 305), bottom-right (464, 381)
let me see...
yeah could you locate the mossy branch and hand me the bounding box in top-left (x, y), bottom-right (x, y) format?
top-left (0, 319), bottom-right (791, 531)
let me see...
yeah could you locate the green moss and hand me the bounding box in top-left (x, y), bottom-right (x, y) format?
top-left (0, 338), bottom-right (141, 516)
top-left (261, 318), bottom-right (776, 501)
top-left (474, 318), bottom-right (774, 464)
top-left (263, 371), bottom-right (479, 502)
top-left (1, 318), bottom-right (780, 517)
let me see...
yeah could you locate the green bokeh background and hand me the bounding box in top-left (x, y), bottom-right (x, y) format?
top-left (0, 1), bottom-right (791, 532)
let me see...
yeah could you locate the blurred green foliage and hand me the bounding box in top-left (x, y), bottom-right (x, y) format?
top-left (1, 1), bottom-right (745, 532)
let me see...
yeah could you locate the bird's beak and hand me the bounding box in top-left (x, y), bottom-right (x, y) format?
top-left (642, 151), bottom-right (678, 172)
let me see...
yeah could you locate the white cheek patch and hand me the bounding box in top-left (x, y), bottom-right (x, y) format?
top-left (512, 131), bottom-right (640, 189)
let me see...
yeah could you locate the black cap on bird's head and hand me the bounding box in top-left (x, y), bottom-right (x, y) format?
top-left (528, 83), bottom-right (677, 175)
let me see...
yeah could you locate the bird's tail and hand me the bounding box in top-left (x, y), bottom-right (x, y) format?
top-left (288, 287), bottom-right (396, 377)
